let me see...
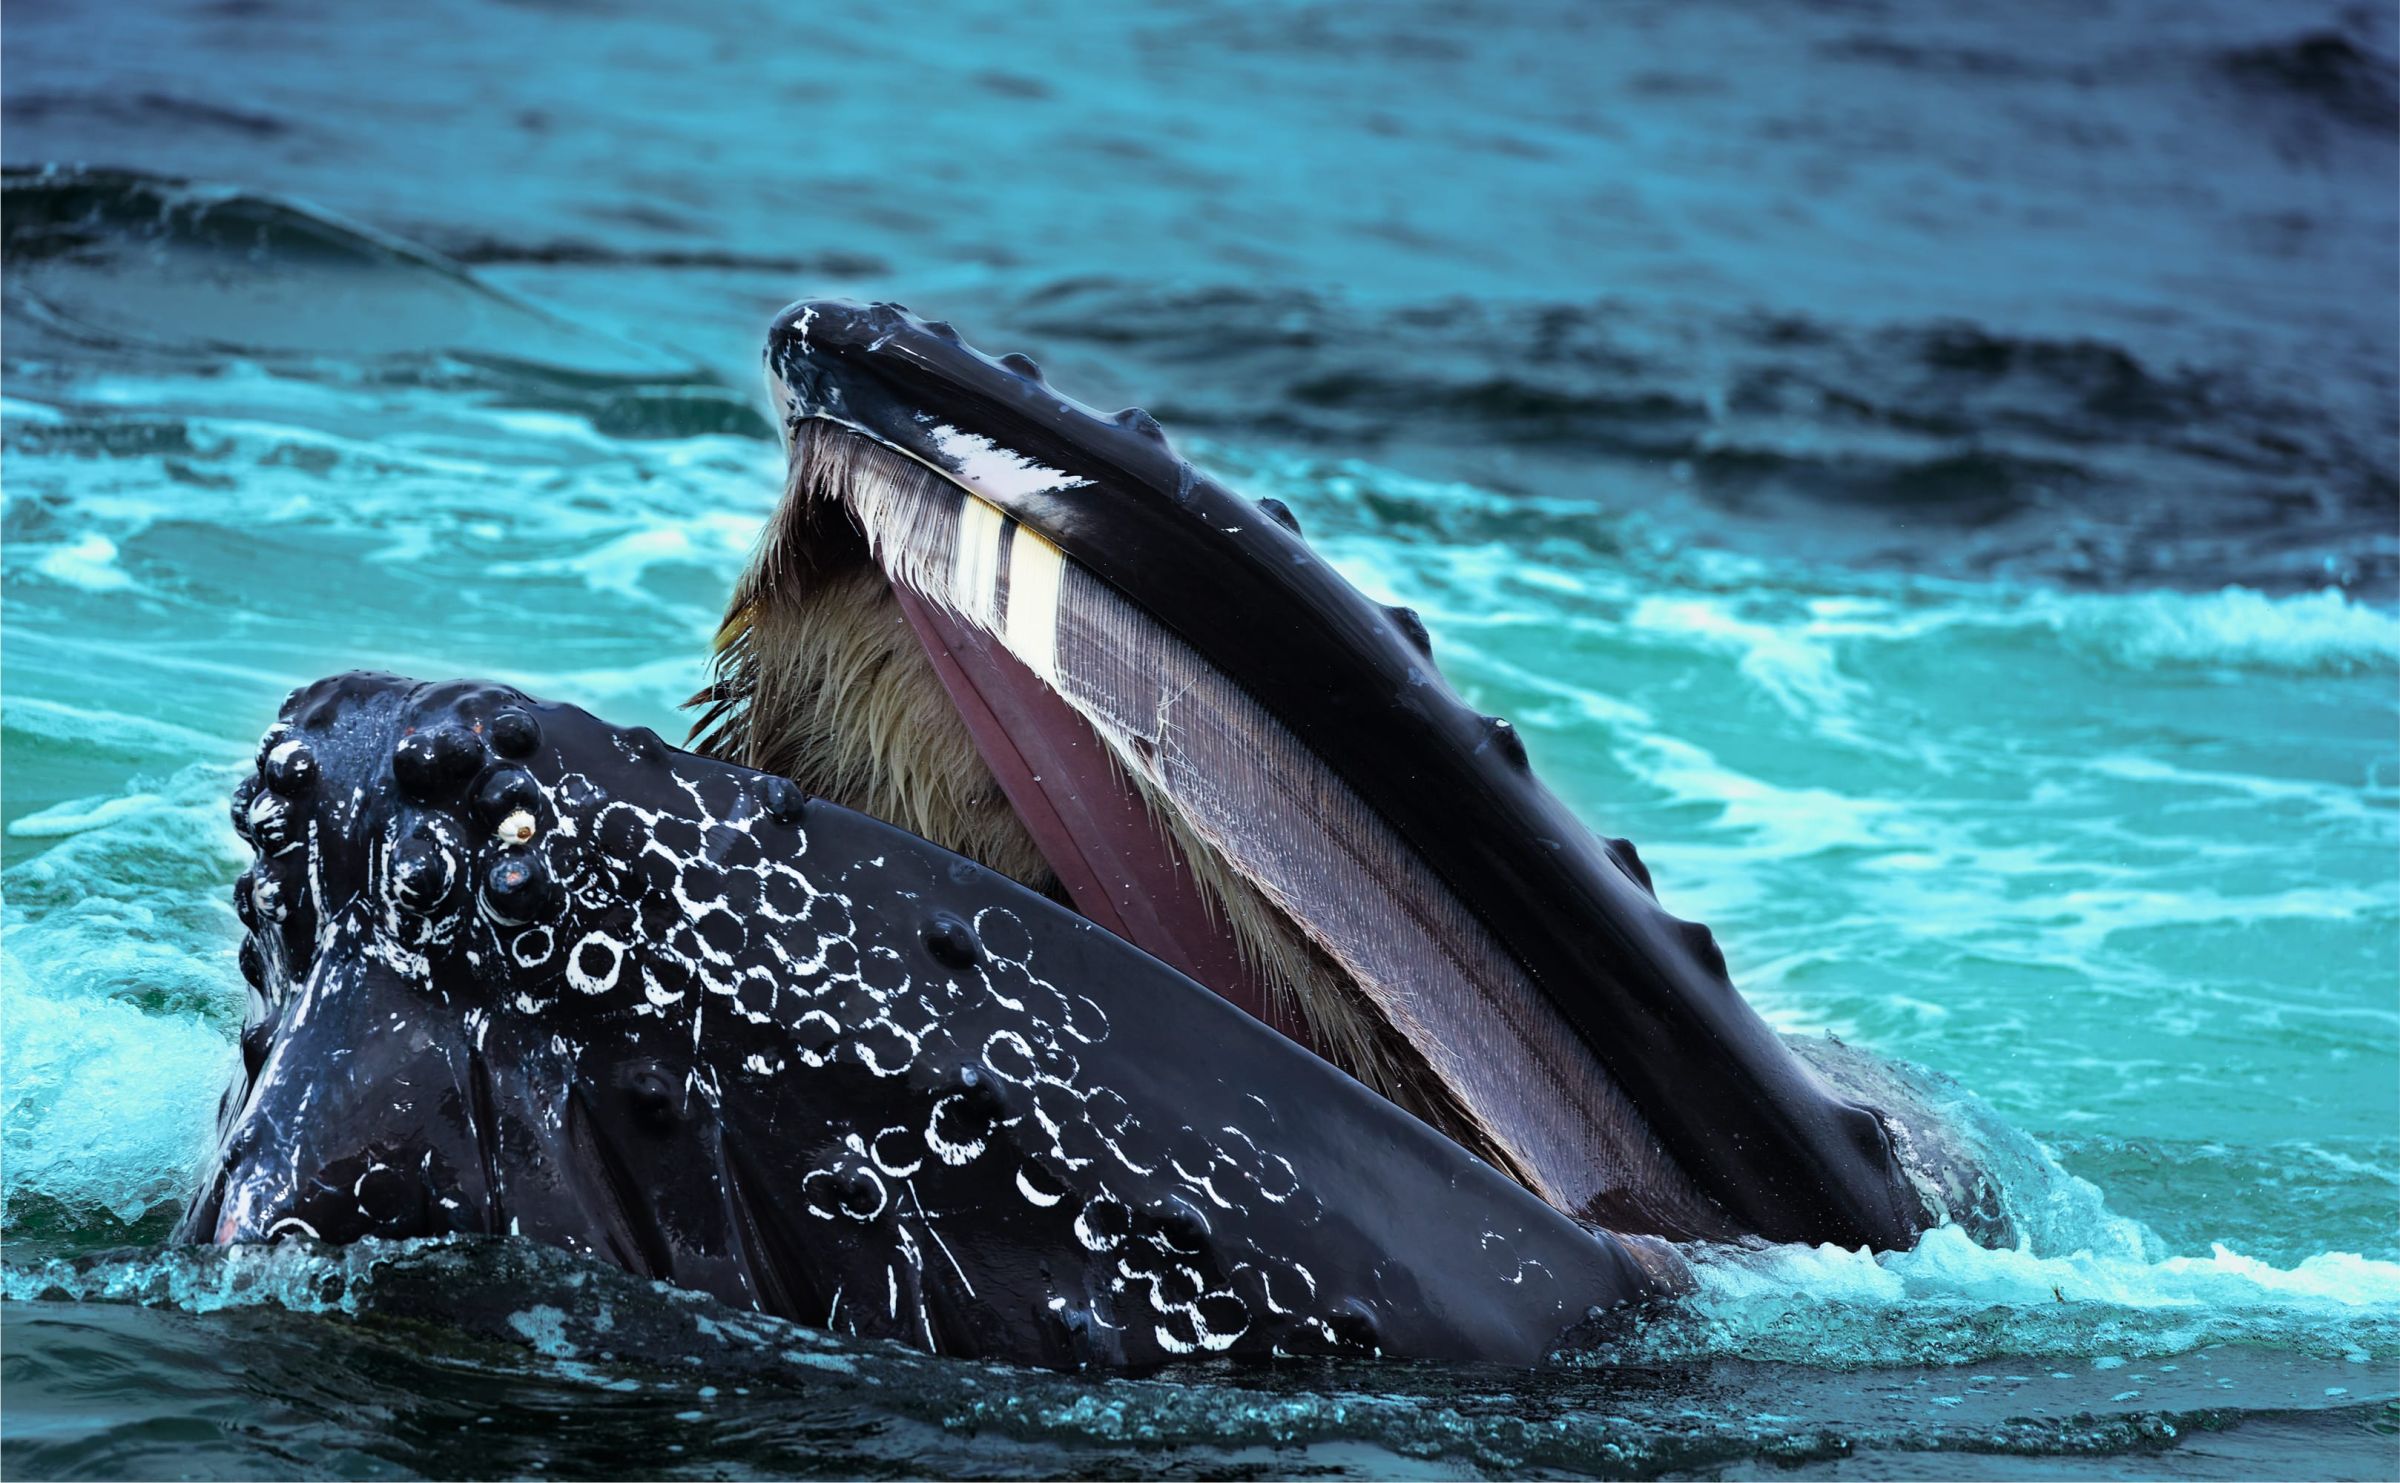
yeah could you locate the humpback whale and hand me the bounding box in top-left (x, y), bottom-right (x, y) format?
top-left (182, 302), bottom-right (2002, 1366)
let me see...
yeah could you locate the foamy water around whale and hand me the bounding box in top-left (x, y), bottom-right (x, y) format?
top-left (4, 0), bottom-right (2396, 1474)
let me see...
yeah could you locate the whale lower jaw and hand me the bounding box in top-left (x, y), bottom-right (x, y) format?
top-left (188, 670), bottom-right (1685, 1368)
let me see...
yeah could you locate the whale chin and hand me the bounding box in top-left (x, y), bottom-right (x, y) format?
top-left (686, 300), bottom-right (1986, 1250)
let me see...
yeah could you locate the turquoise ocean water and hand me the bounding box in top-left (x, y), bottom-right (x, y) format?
top-left (4, 1), bottom-right (2397, 1474)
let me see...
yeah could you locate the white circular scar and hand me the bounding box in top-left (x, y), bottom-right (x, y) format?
top-left (495, 809), bottom-right (538, 845)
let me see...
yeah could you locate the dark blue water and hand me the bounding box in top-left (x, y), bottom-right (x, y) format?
top-left (5, 1), bottom-right (2397, 1476)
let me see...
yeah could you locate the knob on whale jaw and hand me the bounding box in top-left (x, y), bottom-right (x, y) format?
top-left (187, 670), bottom-right (1680, 1367)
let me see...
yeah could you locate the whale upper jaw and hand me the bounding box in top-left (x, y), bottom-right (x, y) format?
top-left (686, 299), bottom-right (1952, 1251)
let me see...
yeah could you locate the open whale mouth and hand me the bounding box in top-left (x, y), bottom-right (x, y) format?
top-left (688, 300), bottom-right (1933, 1249)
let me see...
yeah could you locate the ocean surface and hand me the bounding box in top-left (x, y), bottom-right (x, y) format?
top-left (4, 0), bottom-right (2397, 1475)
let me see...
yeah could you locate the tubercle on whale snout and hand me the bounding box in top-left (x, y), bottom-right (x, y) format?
top-left (186, 669), bottom-right (1682, 1368)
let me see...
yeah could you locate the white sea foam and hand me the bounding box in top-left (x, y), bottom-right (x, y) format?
top-left (1626, 594), bottom-right (1868, 725)
top-left (2041, 585), bottom-right (2399, 675)
top-left (6, 792), bottom-right (173, 838)
top-left (485, 512), bottom-right (764, 608)
top-left (1, 947), bottom-right (235, 1227)
top-left (2, 767), bottom-right (249, 1229)
top-left (1609, 1226), bottom-right (2400, 1370)
top-left (29, 533), bottom-right (137, 593)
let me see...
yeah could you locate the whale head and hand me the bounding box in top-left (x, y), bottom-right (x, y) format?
top-left (180, 669), bottom-right (1683, 1366)
top-left (687, 300), bottom-right (1989, 1250)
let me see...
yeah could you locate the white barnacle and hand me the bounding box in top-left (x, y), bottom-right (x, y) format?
top-left (1189, 1286), bottom-right (1247, 1352)
top-left (924, 1095), bottom-right (987, 1167)
top-left (567, 933), bottom-right (623, 995)
top-left (1151, 1321), bottom-right (1197, 1356)
top-left (511, 925), bottom-right (556, 969)
top-left (495, 809), bottom-right (538, 846)
top-left (247, 790), bottom-right (290, 837)
top-left (640, 965), bottom-right (686, 1008)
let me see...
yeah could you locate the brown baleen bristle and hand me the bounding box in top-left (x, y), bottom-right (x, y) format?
top-left (695, 559), bottom-right (1057, 892)
top-left (690, 422), bottom-right (1535, 1191)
